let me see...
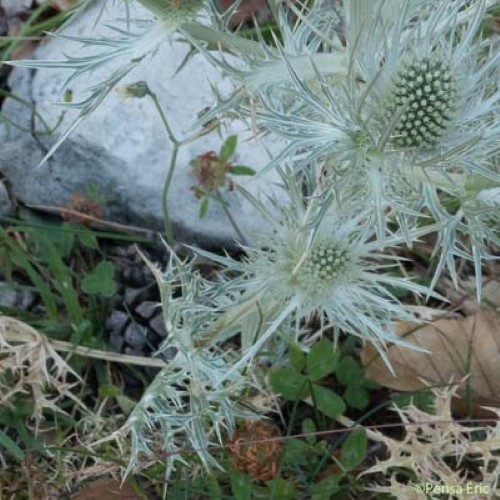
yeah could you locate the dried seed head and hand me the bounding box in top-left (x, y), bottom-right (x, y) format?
top-left (191, 151), bottom-right (231, 193)
top-left (389, 57), bottom-right (457, 148)
top-left (228, 421), bottom-right (283, 481)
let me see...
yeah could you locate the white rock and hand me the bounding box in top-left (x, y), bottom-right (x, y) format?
top-left (0, 180), bottom-right (13, 217)
top-left (1, 0), bottom-right (32, 17)
top-left (0, 2), bottom-right (285, 247)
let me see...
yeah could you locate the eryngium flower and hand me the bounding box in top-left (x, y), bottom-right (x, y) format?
top-left (189, 0), bottom-right (498, 287)
top-left (387, 57), bottom-right (458, 148)
top-left (195, 1), bottom-right (498, 227)
top-left (251, 1), bottom-right (498, 169)
top-left (194, 175), bottom-right (437, 373)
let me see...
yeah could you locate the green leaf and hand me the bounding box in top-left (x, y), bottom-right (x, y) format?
top-left (341, 429), bottom-right (367, 470)
top-left (99, 385), bottom-right (136, 414)
top-left (344, 385), bottom-right (370, 410)
top-left (199, 197), bottom-right (209, 219)
top-left (288, 342), bottom-right (306, 372)
top-left (208, 474), bottom-right (223, 499)
top-left (336, 356), bottom-right (363, 386)
top-left (311, 385), bottom-right (346, 418)
top-left (37, 236), bottom-right (83, 323)
top-left (266, 478), bottom-right (296, 499)
top-left (85, 183), bottom-right (100, 200)
top-left (23, 218), bottom-right (75, 258)
top-left (270, 367), bottom-right (309, 401)
top-left (229, 165), bottom-right (256, 176)
top-left (1, 234), bottom-right (58, 320)
top-left (77, 227), bottom-right (99, 249)
top-left (230, 472), bottom-right (252, 500)
top-left (392, 390), bottom-right (435, 412)
top-left (0, 429), bottom-right (25, 461)
top-left (311, 476), bottom-right (341, 500)
top-left (283, 439), bottom-right (316, 466)
top-left (363, 379), bottom-right (380, 390)
top-left (307, 339), bottom-right (339, 381)
top-left (219, 135), bottom-right (238, 163)
top-left (70, 319), bottom-right (93, 347)
top-left (302, 418), bottom-right (317, 445)
top-left (49, 223), bottom-right (76, 257)
top-left (98, 384), bottom-right (121, 398)
top-left (81, 261), bottom-right (117, 297)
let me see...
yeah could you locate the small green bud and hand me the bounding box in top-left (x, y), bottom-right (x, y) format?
top-left (64, 89), bottom-right (73, 103)
top-left (121, 81), bottom-right (150, 99)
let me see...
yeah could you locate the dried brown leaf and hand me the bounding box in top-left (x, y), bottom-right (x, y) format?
top-left (71, 478), bottom-right (140, 500)
top-left (438, 277), bottom-right (500, 314)
top-left (361, 311), bottom-right (500, 410)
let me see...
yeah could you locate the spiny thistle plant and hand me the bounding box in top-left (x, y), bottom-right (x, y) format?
top-left (3, 0), bottom-right (499, 480)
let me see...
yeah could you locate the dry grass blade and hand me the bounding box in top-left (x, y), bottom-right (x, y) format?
top-left (0, 316), bottom-right (167, 368)
top-left (361, 311), bottom-right (500, 410)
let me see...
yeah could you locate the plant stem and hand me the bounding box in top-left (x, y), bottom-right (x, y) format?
top-left (214, 190), bottom-right (248, 246)
top-left (148, 90), bottom-right (180, 245)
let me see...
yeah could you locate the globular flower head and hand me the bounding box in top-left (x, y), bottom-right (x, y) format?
top-left (387, 56), bottom-right (458, 148)
top-left (295, 239), bottom-right (351, 296)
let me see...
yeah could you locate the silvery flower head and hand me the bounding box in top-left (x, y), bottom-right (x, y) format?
top-left (210, 0), bottom-right (499, 178)
top-left (195, 173), bottom-right (437, 373)
top-left (192, 0), bottom-right (499, 290)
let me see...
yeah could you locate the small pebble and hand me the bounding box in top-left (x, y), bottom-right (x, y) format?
top-left (111, 244), bottom-right (137, 258)
top-left (146, 330), bottom-right (160, 344)
top-left (106, 310), bottom-right (129, 334)
top-left (0, 282), bottom-right (18, 309)
top-left (157, 346), bottom-right (178, 362)
top-left (135, 300), bottom-right (159, 319)
top-left (109, 330), bottom-right (125, 352)
top-left (125, 286), bottom-right (153, 308)
top-left (149, 313), bottom-right (168, 338)
top-left (124, 322), bottom-right (147, 349)
top-left (130, 266), bottom-right (147, 287)
top-left (17, 288), bottom-right (36, 310)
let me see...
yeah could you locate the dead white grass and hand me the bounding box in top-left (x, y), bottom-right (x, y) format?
top-left (338, 387), bottom-right (500, 498)
top-left (0, 315), bottom-right (85, 422)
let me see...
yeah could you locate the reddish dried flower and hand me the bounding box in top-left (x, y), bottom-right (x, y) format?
top-left (191, 151), bottom-right (232, 194)
top-left (228, 420), bottom-right (283, 481)
top-left (61, 193), bottom-right (103, 225)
